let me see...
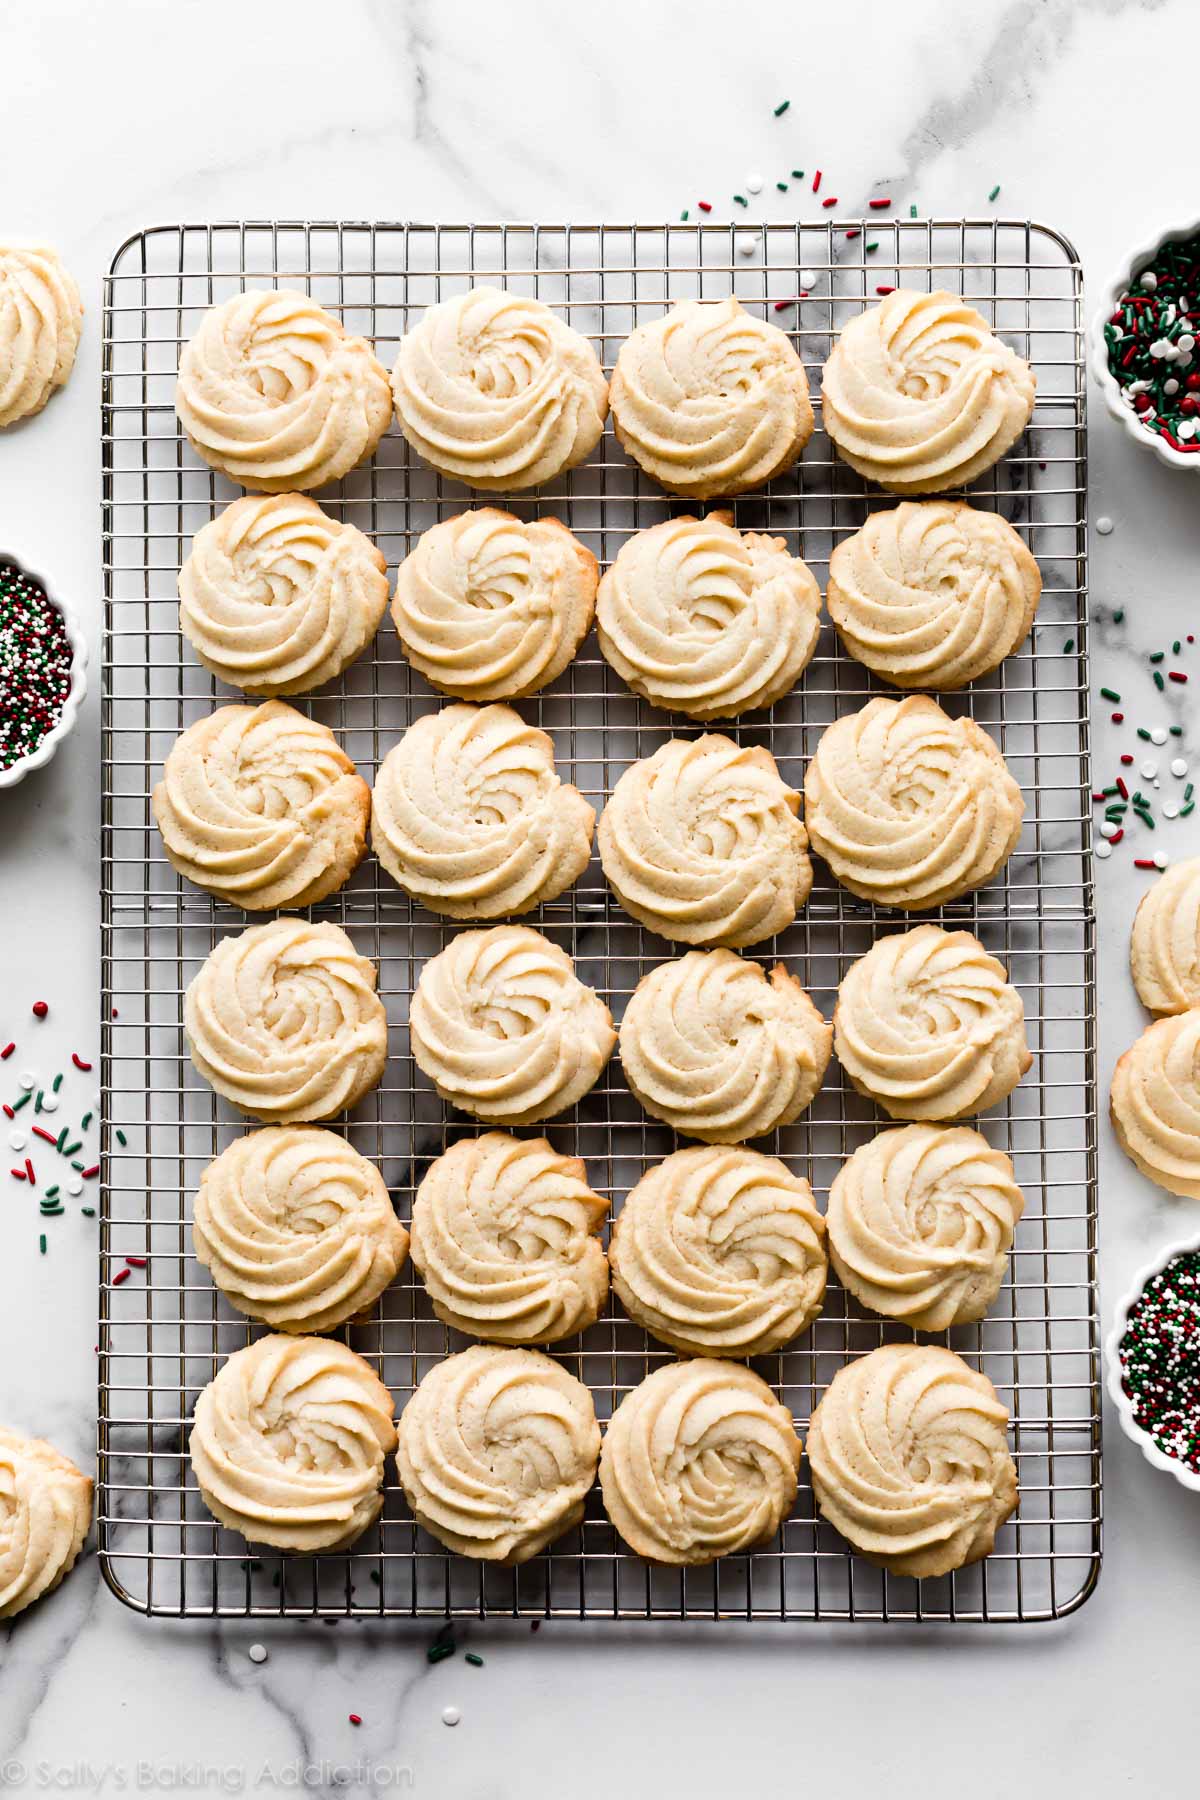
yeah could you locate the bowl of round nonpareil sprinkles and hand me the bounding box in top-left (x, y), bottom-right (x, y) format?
top-left (1091, 223), bottom-right (1200, 470)
top-left (0, 554), bottom-right (87, 789)
top-left (1106, 1237), bottom-right (1200, 1495)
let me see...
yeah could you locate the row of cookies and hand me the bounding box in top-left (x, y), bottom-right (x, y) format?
top-left (175, 285), bottom-right (1035, 502)
top-left (1113, 857), bottom-right (1200, 1197)
top-left (188, 1334), bottom-right (1016, 1575)
top-left (155, 694), bottom-right (1025, 928)
top-left (180, 491), bottom-right (1042, 707)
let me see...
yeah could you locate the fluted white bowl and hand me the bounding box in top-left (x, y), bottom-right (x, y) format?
top-left (1089, 219), bottom-right (1200, 473)
top-left (0, 554), bottom-right (88, 790)
top-left (1104, 1229), bottom-right (1200, 1495)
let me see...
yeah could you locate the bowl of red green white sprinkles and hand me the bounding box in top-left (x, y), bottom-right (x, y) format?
top-left (1091, 223), bottom-right (1200, 469)
top-left (1106, 1235), bottom-right (1200, 1495)
top-left (0, 553), bottom-right (87, 789)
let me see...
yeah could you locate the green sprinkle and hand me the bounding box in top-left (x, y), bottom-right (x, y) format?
top-left (11, 1092), bottom-right (30, 1113)
top-left (427, 1642), bottom-right (456, 1664)
top-left (34, 1092), bottom-right (42, 1113)
top-left (733, 194), bottom-right (748, 207)
top-left (680, 210), bottom-right (689, 222)
top-left (62, 1139), bottom-right (82, 1157)
top-left (1113, 610), bottom-right (1125, 624)
top-left (1101, 785), bottom-right (1119, 797)
top-left (1186, 783), bottom-right (1195, 801)
top-left (1155, 671), bottom-right (1166, 691)
top-left (1170, 725), bottom-right (1184, 737)
top-left (115, 1128), bottom-right (126, 1146)
top-left (39, 1205), bottom-right (63, 1217)
top-left (71, 1160), bottom-right (85, 1172)
top-left (369, 1570), bottom-right (381, 1586)
top-left (866, 241), bottom-right (879, 253)
top-left (1182, 802), bottom-right (1196, 818)
top-left (1137, 727), bottom-right (1153, 741)
top-left (1174, 640), bottom-right (1182, 654)
top-left (81, 1207), bottom-right (95, 1218)
top-left (791, 169), bottom-right (804, 179)
top-left (1150, 652), bottom-right (1165, 663)
top-left (774, 99), bottom-right (791, 116)
top-left (465, 1651), bottom-right (484, 1666)
top-left (39, 1235), bottom-right (46, 1255)
top-left (910, 204), bottom-right (918, 217)
top-left (1063, 638), bottom-right (1075, 653)
top-left (51, 1072), bottom-right (62, 1093)
top-left (1133, 791), bottom-right (1146, 806)
top-left (44, 1184), bottom-right (59, 1199)
top-left (1105, 808), bottom-right (1127, 821)
top-left (776, 182), bottom-right (788, 193)
top-left (55, 1128), bottom-right (66, 1153)
top-left (1139, 812), bottom-right (1156, 830)
top-left (1101, 687), bottom-right (1121, 702)
top-left (988, 184), bottom-right (1001, 202)
top-left (81, 1112), bottom-right (92, 1132)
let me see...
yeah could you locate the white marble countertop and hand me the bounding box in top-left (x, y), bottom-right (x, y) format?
top-left (4, 0), bottom-right (1200, 1793)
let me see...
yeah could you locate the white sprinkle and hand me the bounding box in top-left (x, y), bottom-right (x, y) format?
top-left (1096, 517), bottom-right (1114, 535)
top-left (7, 1131), bottom-right (26, 1151)
top-left (442, 1705), bottom-right (461, 1727)
top-left (1181, 334), bottom-right (1196, 353)
top-left (1155, 853), bottom-right (1171, 870)
top-left (1128, 379), bottom-right (1151, 394)
top-left (1095, 840), bottom-right (1112, 860)
top-left (18, 1073), bottom-right (35, 1091)
top-left (1151, 726), bottom-right (1169, 745)
top-left (1150, 338), bottom-right (1171, 359)
top-left (737, 236), bottom-right (757, 257)
top-left (1179, 420), bottom-right (1197, 441)
top-left (1171, 757), bottom-right (1189, 777)
top-left (1180, 353), bottom-right (1194, 371)
top-left (67, 1176), bottom-right (83, 1197)
top-left (746, 173), bottom-right (764, 194)
top-left (799, 268), bottom-right (818, 289)
top-left (248, 1644), bottom-right (268, 1665)
top-left (1164, 802), bottom-right (1181, 819)
top-left (1165, 378), bottom-right (1181, 396)
top-left (1100, 821), bottom-right (1119, 839)
top-left (1142, 760), bottom-right (1158, 779)
top-left (1141, 271), bottom-right (1159, 291)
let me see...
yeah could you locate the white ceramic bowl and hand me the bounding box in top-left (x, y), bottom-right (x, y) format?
top-left (1104, 1230), bottom-right (1200, 1494)
top-left (1090, 217), bottom-right (1200, 473)
top-left (0, 554), bottom-right (88, 790)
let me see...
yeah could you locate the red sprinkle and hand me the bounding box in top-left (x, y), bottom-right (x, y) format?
top-left (125, 1256), bottom-right (147, 1268)
top-left (697, 201), bottom-right (712, 213)
top-left (1170, 670), bottom-right (1188, 683)
top-left (1, 1105), bottom-right (12, 1120)
top-left (1116, 777), bottom-right (1129, 799)
top-left (1134, 858), bottom-right (1156, 869)
top-left (1112, 711), bottom-right (1124, 723)
top-left (812, 170), bottom-right (822, 193)
top-left (773, 298), bottom-right (796, 311)
top-left (71, 1053), bottom-right (92, 1071)
top-left (876, 285), bottom-right (896, 295)
top-left (10, 1168), bottom-right (26, 1181)
top-left (1120, 754), bottom-right (1134, 766)
top-left (822, 196), bottom-right (839, 208)
top-left (1091, 791), bottom-right (1106, 803)
top-left (24, 1158), bottom-right (35, 1184)
top-left (0, 1043), bottom-right (13, 1060)
top-left (81, 1164), bottom-right (100, 1179)
top-left (349, 1714), bottom-right (362, 1727)
top-left (31, 1002), bottom-right (48, 1019)
top-left (1110, 829), bottom-right (1124, 845)
top-left (112, 1267), bottom-right (131, 1286)
top-left (845, 228), bottom-right (861, 240)
top-left (869, 197), bottom-right (892, 209)
top-left (31, 1126), bottom-right (57, 1146)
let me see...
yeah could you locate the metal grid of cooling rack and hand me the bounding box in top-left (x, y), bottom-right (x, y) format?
top-left (99, 218), bottom-right (1098, 1623)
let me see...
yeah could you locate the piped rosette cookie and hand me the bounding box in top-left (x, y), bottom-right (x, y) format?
top-left (371, 703), bottom-right (594, 919)
top-left (821, 289), bottom-right (1036, 494)
top-left (395, 1345), bottom-right (600, 1562)
top-left (391, 287), bottom-right (608, 490)
top-left (408, 926), bottom-right (615, 1125)
top-left (0, 1428), bottom-right (92, 1619)
top-left (176, 290), bottom-right (392, 492)
top-left (599, 735), bottom-right (811, 947)
top-left (596, 511), bottom-right (820, 718)
top-left (804, 696), bottom-right (1023, 909)
top-left (391, 509), bottom-right (597, 701)
top-left (410, 1133), bottom-right (608, 1344)
top-left (0, 242), bottom-right (82, 428)
top-left (609, 298), bottom-right (813, 498)
top-left (1130, 856), bottom-right (1200, 1015)
top-left (1111, 1010), bottom-right (1200, 1198)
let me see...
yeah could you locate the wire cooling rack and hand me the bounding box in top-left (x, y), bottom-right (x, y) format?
top-left (99, 219), bottom-right (1098, 1622)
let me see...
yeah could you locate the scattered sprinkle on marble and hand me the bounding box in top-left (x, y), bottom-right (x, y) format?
top-left (39, 1093), bottom-right (57, 1113)
top-left (737, 236), bottom-right (757, 257)
top-left (18, 1073), bottom-right (34, 1091)
top-left (1142, 760), bottom-right (1158, 779)
top-left (746, 173), bottom-right (763, 193)
top-left (1095, 841), bottom-right (1112, 860)
top-left (1096, 517), bottom-right (1114, 535)
top-left (1164, 802), bottom-right (1180, 819)
top-left (1151, 727), bottom-right (1169, 746)
top-left (1100, 822), bottom-right (1119, 839)
top-left (1172, 758), bottom-right (1189, 777)
top-left (67, 1176), bottom-right (83, 1196)
top-left (248, 1644), bottom-right (268, 1665)
top-left (442, 1706), bottom-right (461, 1728)
top-left (7, 1131), bottom-right (25, 1151)
top-left (1156, 853), bottom-right (1171, 870)
top-left (799, 268), bottom-right (818, 289)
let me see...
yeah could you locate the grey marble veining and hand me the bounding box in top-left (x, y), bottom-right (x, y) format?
top-left (3, 0), bottom-right (1200, 1794)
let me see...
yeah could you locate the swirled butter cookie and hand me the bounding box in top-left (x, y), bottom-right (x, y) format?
top-left (395, 1345), bottom-right (600, 1561)
top-left (599, 735), bottom-right (811, 947)
top-left (821, 289), bottom-right (1036, 493)
top-left (827, 501), bottom-right (1041, 689)
top-left (189, 1335), bottom-right (396, 1551)
top-left (409, 926), bottom-right (615, 1124)
top-left (391, 287), bottom-right (608, 490)
top-left (609, 298), bottom-right (813, 498)
top-left (827, 1125), bottom-right (1025, 1331)
top-left (0, 242), bottom-right (82, 428)
top-left (1111, 1010), bottom-right (1200, 1198)
top-left (619, 951), bottom-right (830, 1142)
top-left (807, 1343), bottom-right (1017, 1577)
top-left (372, 703), bottom-right (593, 918)
top-left (1130, 857), bottom-right (1200, 1016)
top-left (804, 696), bottom-right (1023, 909)
top-left (176, 290), bottom-right (392, 492)
top-left (153, 701), bottom-right (370, 911)
top-left (193, 1128), bottom-right (408, 1333)
top-left (392, 509), bottom-right (597, 701)
top-left (178, 494), bottom-right (388, 695)
top-left (185, 919), bottom-right (388, 1123)
top-left (834, 925), bottom-right (1031, 1119)
top-left (600, 1360), bottom-right (800, 1564)
top-left (596, 511), bottom-right (820, 718)
top-left (0, 1428), bottom-right (91, 1619)
top-left (411, 1133), bottom-right (608, 1344)
top-left (610, 1147), bottom-right (826, 1356)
